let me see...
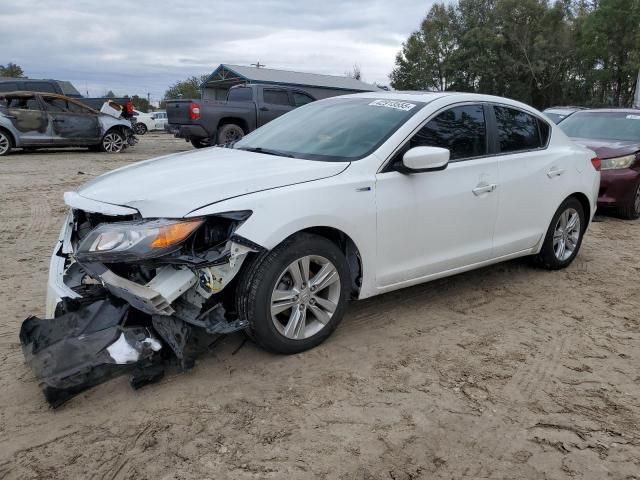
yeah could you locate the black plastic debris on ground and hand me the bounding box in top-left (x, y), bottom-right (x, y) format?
top-left (20, 299), bottom-right (164, 408)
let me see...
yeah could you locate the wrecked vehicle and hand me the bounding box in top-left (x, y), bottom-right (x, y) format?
top-left (22, 92), bottom-right (600, 406)
top-left (0, 91), bottom-right (136, 156)
top-left (0, 77), bottom-right (137, 120)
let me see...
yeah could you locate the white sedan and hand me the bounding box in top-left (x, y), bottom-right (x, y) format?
top-left (31, 92), bottom-right (600, 404)
top-left (132, 110), bottom-right (167, 134)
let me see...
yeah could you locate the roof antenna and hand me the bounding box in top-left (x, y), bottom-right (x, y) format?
top-left (251, 61), bottom-right (266, 69)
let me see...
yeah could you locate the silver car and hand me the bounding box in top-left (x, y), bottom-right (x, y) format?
top-left (0, 91), bottom-right (136, 156)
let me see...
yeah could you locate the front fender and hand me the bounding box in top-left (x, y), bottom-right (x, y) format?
top-left (186, 173), bottom-right (378, 298)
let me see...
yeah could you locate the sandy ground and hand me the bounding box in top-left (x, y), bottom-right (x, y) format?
top-left (0, 132), bottom-right (638, 479)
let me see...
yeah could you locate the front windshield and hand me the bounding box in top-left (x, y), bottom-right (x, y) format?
top-left (560, 111), bottom-right (640, 142)
top-left (234, 97), bottom-right (425, 161)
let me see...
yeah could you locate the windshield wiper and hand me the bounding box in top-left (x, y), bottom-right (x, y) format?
top-left (237, 147), bottom-right (294, 158)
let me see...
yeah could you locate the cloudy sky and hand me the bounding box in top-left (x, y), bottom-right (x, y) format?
top-left (0, 0), bottom-right (437, 102)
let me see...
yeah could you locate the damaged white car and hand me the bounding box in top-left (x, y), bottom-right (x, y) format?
top-left (21, 92), bottom-right (600, 406)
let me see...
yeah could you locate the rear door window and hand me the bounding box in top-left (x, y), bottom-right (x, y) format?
top-left (7, 96), bottom-right (40, 110)
top-left (227, 87), bottom-right (253, 102)
top-left (26, 82), bottom-right (57, 94)
top-left (292, 92), bottom-right (314, 107)
top-left (263, 89), bottom-right (290, 106)
top-left (494, 106), bottom-right (545, 153)
top-left (0, 82), bottom-right (18, 93)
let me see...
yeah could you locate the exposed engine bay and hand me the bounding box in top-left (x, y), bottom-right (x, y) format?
top-left (20, 204), bottom-right (261, 407)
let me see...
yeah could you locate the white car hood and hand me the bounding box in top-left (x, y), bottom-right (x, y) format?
top-left (75, 147), bottom-right (349, 218)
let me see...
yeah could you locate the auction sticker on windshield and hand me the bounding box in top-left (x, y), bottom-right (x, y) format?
top-left (626, 114), bottom-right (640, 120)
top-left (369, 99), bottom-right (416, 111)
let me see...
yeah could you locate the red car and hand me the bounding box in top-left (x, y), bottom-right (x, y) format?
top-left (560, 109), bottom-right (640, 219)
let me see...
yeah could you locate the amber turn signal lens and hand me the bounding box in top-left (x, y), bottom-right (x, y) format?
top-left (150, 219), bottom-right (203, 249)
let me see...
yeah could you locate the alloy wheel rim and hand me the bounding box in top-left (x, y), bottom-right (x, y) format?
top-left (634, 185), bottom-right (640, 215)
top-left (0, 133), bottom-right (9, 155)
top-left (225, 129), bottom-right (242, 143)
top-left (270, 255), bottom-right (341, 340)
top-left (553, 207), bottom-right (581, 261)
top-left (103, 133), bottom-right (124, 153)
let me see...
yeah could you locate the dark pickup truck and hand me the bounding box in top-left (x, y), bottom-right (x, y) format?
top-left (0, 78), bottom-right (135, 119)
top-left (166, 84), bottom-right (317, 148)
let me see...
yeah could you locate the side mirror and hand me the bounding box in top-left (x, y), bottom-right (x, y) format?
top-left (398, 146), bottom-right (450, 173)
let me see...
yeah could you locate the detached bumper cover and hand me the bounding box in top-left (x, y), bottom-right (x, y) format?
top-left (20, 299), bottom-right (163, 408)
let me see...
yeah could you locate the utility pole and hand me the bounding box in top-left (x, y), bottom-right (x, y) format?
top-left (634, 69), bottom-right (640, 109)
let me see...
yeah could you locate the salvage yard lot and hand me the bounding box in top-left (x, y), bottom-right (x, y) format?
top-left (0, 133), bottom-right (638, 479)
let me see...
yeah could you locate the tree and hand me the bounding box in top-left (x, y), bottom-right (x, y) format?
top-left (164, 75), bottom-right (209, 100)
top-left (390, 3), bottom-right (460, 91)
top-left (130, 95), bottom-right (151, 112)
top-left (575, 0), bottom-right (640, 106)
top-left (0, 62), bottom-right (24, 78)
top-left (104, 90), bottom-right (116, 98)
top-left (346, 64), bottom-right (362, 80)
top-left (389, 0), bottom-right (640, 108)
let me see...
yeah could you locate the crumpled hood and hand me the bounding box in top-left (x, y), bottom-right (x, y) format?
top-left (571, 137), bottom-right (640, 160)
top-left (76, 148), bottom-right (349, 217)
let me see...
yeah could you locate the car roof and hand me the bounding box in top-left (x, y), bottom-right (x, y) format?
top-left (574, 108), bottom-right (640, 114)
top-left (543, 106), bottom-right (585, 112)
top-left (0, 91), bottom-right (99, 113)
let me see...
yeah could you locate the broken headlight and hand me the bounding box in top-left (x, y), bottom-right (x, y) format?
top-left (76, 218), bottom-right (203, 262)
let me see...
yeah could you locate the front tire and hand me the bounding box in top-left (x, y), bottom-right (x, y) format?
top-left (0, 130), bottom-right (13, 156)
top-left (101, 130), bottom-right (126, 153)
top-left (617, 182), bottom-right (640, 220)
top-left (237, 233), bottom-right (351, 354)
top-left (534, 197), bottom-right (585, 270)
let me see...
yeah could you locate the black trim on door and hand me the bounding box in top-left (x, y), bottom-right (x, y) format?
top-left (484, 103), bottom-right (500, 155)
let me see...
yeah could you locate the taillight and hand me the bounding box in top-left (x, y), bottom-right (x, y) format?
top-left (125, 100), bottom-right (134, 115)
top-left (591, 157), bottom-right (601, 171)
top-left (189, 102), bottom-right (200, 121)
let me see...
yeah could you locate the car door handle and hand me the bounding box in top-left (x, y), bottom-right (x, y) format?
top-left (259, 107), bottom-right (269, 111)
top-left (472, 183), bottom-right (497, 196)
top-left (53, 119), bottom-right (65, 123)
top-left (547, 167), bottom-right (565, 178)
top-left (5, 114), bottom-right (17, 119)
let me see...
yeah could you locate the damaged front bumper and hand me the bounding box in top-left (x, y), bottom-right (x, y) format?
top-left (21, 300), bottom-right (163, 408)
top-left (26, 203), bottom-right (261, 407)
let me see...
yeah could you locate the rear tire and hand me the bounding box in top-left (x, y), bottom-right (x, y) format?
top-left (617, 182), bottom-right (640, 220)
top-left (134, 123), bottom-right (147, 135)
top-left (0, 129), bottom-right (13, 156)
top-left (236, 233), bottom-right (351, 354)
top-left (101, 130), bottom-right (126, 153)
top-left (216, 123), bottom-right (244, 145)
top-left (534, 197), bottom-right (585, 270)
